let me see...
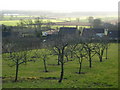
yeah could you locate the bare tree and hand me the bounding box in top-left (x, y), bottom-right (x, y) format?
top-left (54, 43), bottom-right (68, 83)
top-left (33, 49), bottom-right (51, 72)
top-left (83, 41), bottom-right (97, 68)
top-left (94, 43), bottom-right (106, 62)
top-left (74, 43), bottom-right (87, 74)
top-left (4, 49), bottom-right (32, 82)
top-left (66, 44), bottom-right (77, 60)
top-left (48, 34), bottom-right (72, 83)
top-left (94, 37), bottom-right (110, 62)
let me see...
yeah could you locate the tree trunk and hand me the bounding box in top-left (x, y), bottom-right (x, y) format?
top-left (43, 57), bottom-right (48, 72)
top-left (58, 62), bottom-right (64, 83)
top-left (15, 59), bottom-right (19, 82)
top-left (78, 58), bottom-right (83, 74)
top-left (88, 51), bottom-right (92, 68)
top-left (100, 49), bottom-right (104, 62)
top-left (58, 47), bottom-right (65, 83)
top-left (70, 51), bottom-right (73, 59)
top-left (99, 56), bottom-right (103, 62)
top-left (106, 47), bottom-right (108, 59)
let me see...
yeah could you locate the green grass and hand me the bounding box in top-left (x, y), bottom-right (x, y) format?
top-left (0, 20), bottom-right (19, 26)
top-left (0, 19), bottom-right (63, 26)
top-left (2, 43), bottom-right (118, 88)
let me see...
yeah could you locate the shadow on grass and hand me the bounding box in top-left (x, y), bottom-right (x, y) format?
top-left (2, 76), bottom-right (67, 83)
top-left (40, 77), bottom-right (67, 80)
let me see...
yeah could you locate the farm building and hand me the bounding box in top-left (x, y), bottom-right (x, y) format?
top-left (58, 27), bottom-right (80, 37)
top-left (107, 30), bottom-right (119, 40)
top-left (82, 28), bottom-right (108, 38)
top-left (42, 30), bottom-right (58, 36)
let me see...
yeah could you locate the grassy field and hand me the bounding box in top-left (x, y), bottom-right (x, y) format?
top-left (0, 20), bottom-right (90, 30)
top-left (2, 43), bottom-right (118, 88)
top-left (0, 19), bottom-right (63, 26)
top-left (0, 20), bottom-right (19, 26)
top-left (0, 16), bottom-right (117, 27)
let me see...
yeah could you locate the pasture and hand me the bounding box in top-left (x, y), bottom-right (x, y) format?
top-left (2, 43), bottom-right (118, 88)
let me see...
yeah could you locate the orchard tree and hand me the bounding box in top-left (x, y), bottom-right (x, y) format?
top-left (49, 34), bottom-right (72, 83)
top-left (33, 49), bottom-right (51, 72)
top-left (4, 49), bottom-right (32, 82)
top-left (74, 43), bottom-right (87, 74)
top-left (2, 39), bottom-right (34, 82)
top-left (64, 47), bottom-right (71, 62)
top-left (54, 42), bottom-right (68, 83)
top-left (94, 37), bottom-right (110, 62)
top-left (66, 44), bottom-right (77, 60)
top-left (51, 47), bottom-right (61, 65)
top-left (83, 40), bottom-right (97, 68)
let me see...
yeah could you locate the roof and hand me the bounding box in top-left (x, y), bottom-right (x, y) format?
top-left (82, 28), bottom-right (105, 38)
top-left (83, 28), bottom-right (104, 34)
top-left (92, 28), bottom-right (104, 33)
top-left (59, 27), bottom-right (77, 34)
top-left (108, 30), bottom-right (119, 38)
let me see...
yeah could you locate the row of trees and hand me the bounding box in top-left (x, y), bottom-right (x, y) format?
top-left (48, 35), bottom-right (110, 83)
top-left (3, 34), bottom-right (110, 83)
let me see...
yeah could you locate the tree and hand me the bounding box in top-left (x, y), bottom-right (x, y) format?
top-left (2, 38), bottom-right (36, 82)
top-left (64, 48), bottom-right (70, 62)
top-left (34, 17), bottom-right (44, 38)
top-left (74, 43), bottom-right (87, 74)
top-left (105, 42), bottom-right (110, 60)
top-left (48, 34), bottom-right (73, 83)
top-left (83, 41), bottom-right (97, 68)
top-left (76, 18), bottom-right (80, 22)
top-left (34, 17), bottom-right (43, 29)
top-left (33, 49), bottom-right (51, 72)
top-left (93, 19), bottom-right (102, 28)
top-left (65, 44), bottom-right (77, 61)
top-left (17, 18), bottom-right (43, 38)
top-left (54, 42), bottom-right (68, 83)
top-left (94, 43), bottom-right (106, 62)
top-left (94, 37), bottom-right (110, 62)
top-left (45, 20), bottom-right (52, 30)
top-left (88, 16), bottom-right (94, 24)
top-left (51, 47), bottom-right (61, 65)
top-left (4, 50), bottom-right (32, 82)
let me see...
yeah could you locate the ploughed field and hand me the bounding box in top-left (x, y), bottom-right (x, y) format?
top-left (2, 43), bottom-right (118, 88)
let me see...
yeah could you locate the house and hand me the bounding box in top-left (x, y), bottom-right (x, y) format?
top-left (107, 30), bottom-right (119, 40)
top-left (82, 28), bottom-right (95, 37)
top-left (82, 28), bottom-right (108, 38)
top-left (58, 27), bottom-right (80, 37)
top-left (42, 30), bottom-right (58, 36)
top-left (92, 28), bottom-right (107, 37)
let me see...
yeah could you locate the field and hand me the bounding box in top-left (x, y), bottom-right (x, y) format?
top-left (2, 43), bottom-right (118, 88)
top-left (0, 20), bottom-right (19, 26)
top-left (0, 15), bottom-right (117, 28)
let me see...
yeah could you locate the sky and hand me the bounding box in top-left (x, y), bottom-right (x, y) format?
top-left (0, 0), bottom-right (119, 12)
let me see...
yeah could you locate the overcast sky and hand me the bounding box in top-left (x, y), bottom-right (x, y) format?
top-left (0, 0), bottom-right (119, 12)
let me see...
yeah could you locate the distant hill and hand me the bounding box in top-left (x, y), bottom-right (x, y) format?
top-left (0, 10), bottom-right (117, 17)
